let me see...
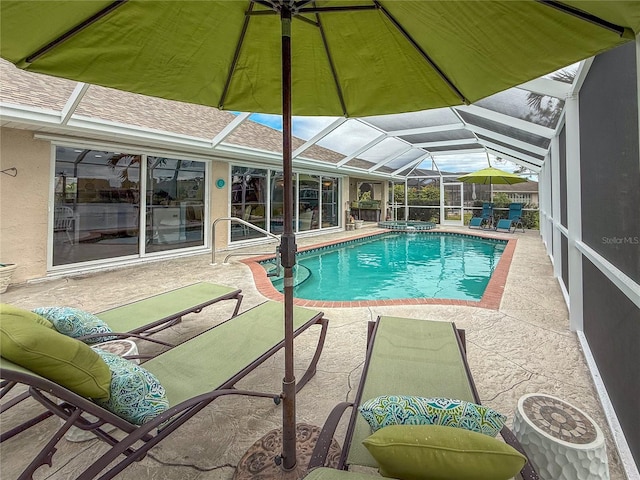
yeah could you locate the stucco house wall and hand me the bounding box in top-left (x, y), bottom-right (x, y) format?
top-left (0, 128), bottom-right (51, 283)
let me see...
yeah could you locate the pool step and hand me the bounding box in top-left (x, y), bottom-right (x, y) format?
top-left (264, 262), bottom-right (312, 289)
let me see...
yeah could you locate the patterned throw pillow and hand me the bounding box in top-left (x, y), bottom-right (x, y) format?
top-left (358, 395), bottom-right (506, 437)
top-left (32, 307), bottom-right (116, 344)
top-left (92, 349), bottom-right (169, 425)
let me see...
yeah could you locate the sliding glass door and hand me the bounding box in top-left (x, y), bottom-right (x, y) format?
top-left (52, 146), bottom-right (206, 267)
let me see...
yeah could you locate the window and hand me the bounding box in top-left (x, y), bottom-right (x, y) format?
top-left (230, 166), bottom-right (341, 242)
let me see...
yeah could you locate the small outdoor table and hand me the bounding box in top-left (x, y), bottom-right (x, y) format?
top-left (513, 393), bottom-right (609, 480)
top-left (94, 339), bottom-right (140, 363)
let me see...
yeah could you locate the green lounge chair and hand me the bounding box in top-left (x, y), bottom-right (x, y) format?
top-left (0, 282), bottom-right (244, 425)
top-left (91, 281), bottom-right (244, 337)
top-left (0, 301), bottom-right (328, 480)
top-left (307, 316), bottom-right (538, 480)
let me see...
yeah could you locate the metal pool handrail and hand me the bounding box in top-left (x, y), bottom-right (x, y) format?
top-left (211, 217), bottom-right (281, 267)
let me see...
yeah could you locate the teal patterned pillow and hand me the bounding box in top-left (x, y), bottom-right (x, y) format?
top-left (358, 395), bottom-right (506, 437)
top-left (92, 349), bottom-right (169, 425)
top-left (32, 307), bottom-right (116, 344)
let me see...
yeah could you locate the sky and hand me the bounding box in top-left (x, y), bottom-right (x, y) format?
top-left (244, 112), bottom-right (534, 178)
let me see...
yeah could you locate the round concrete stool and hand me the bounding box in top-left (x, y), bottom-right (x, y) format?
top-left (63, 339), bottom-right (139, 442)
top-left (513, 393), bottom-right (609, 480)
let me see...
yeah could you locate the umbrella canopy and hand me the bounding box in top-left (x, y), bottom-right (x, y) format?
top-left (1, 2), bottom-right (639, 117)
top-left (457, 167), bottom-right (528, 185)
top-left (1, 1), bottom-right (639, 475)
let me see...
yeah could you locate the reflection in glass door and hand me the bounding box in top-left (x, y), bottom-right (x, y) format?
top-left (146, 157), bottom-right (206, 253)
top-left (441, 182), bottom-right (464, 226)
top-left (321, 177), bottom-right (339, 228)
top-left (298, 174), bottom-right (319, 232)
top-left (53, 147), bottom-right (141, 266)
top-left (231, 166), bottom-right (268, 241)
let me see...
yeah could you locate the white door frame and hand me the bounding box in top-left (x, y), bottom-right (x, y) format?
top-left (440, 181), bottom-right (464, 226)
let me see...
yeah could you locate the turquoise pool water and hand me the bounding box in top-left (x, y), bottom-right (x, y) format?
top-left (264, 232), bottom-right (506, 301)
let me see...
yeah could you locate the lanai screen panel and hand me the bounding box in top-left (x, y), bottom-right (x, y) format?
top-left (427, 144), bottom-right (482, 153)
top-left (457, 110), bottom-right (551, 149)
top-left (475, 88), bottom-right (564, 130)
top-left (385, 149), bottom-right (427, 171)
top-left (579, 42), bottom-right (640, 467)
top-left (579, 43), bottom-right (640, 283)
top-left (315, 119), bottom-right (382, 156)
top-left (542, 62), bottom-right (579, 82)
top-left (357, 136), bottom-right (409, 164)
top-left (399, 129), bottom-right (476, 144)
top-left (476, 134), bottom-right (546, 161)
top-left (364, 108), bottom-right (460, 131)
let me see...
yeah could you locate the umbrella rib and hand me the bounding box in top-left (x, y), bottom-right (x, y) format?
top-left (314, 6), bottom-right (348, 117)
top-left (219, 2), bottom-right (257, 110)
top-left (297, 5), bottom-right (377, 14)
top-left (255, 0), bottom-right (280, 11)
top-left (373, 1), bottom-right (468, 105)
top-left (24, 0), bottom-right (127, 64)
top-left (536, 0), bottom-right (627, 36)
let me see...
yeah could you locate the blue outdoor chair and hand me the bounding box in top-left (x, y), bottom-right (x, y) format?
top-left (495, 203), bottom-right (524, 233)
top-left (469, 202), bottom-right (493, 229)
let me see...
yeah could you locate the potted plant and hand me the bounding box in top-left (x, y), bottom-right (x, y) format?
top-left (0, 263), bottom-right (17, 293)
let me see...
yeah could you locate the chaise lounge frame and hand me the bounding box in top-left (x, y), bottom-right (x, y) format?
top-left (308, 315), bottom-right (539, 480)
top-left (1, 301), bottom-right (328, 480)
top-left (88, 281), bottom-right (244, 337)
top-left (1, 282), bottom-right (245, 433)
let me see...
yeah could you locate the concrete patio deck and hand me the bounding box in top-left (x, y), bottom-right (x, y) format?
top-left (0, 226), bottom-right (625, 479)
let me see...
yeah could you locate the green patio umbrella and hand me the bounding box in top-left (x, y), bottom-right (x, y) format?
top-left (457, 167), bottom-right (528, 185)
top-left (1, 1), bottom-right (639, 475)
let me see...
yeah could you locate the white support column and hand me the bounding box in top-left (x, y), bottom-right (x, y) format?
top-left (538, 164), bottom-right (545, 239)
top-left (439, 177), bottom-right (445, 224)
top-left (539, 163), bottom-right (549, 250)
top-left (404, 179), bottom-right (408, 221)
top-left (550, 136), bottom-right (562, 281)
top-left (564, 93), bottom-right (583, 332)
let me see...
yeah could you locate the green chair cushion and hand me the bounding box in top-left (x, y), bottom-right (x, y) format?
top-left (0, 303), bottom-right (111, 400)
top-left (0, 303), bottom-right (54, 329)
top-left (303, 468), bottom-right (388, 480)
top-left (359, 395), bottom-right (506, 437)
top-left (362, 424), bottom-right (526, 480)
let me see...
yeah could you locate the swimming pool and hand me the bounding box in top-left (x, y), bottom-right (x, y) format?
top-left (260, 232), bottom-right (507, 302)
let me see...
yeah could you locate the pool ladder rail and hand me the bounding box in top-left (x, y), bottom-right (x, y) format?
top-left (210, 217), bottom-right (282, 277)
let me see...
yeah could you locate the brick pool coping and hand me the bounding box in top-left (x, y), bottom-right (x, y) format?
top-left (242, 229), bottom-right (516, 310)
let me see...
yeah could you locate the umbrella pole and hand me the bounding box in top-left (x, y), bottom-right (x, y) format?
top-left (280, 5), bottom-right (298, 472)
